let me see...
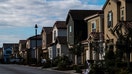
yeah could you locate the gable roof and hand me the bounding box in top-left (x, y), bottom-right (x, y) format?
top-left (103, 0), bottom-right (132, 10)
top-left (56, 36), bottom-right (67, 44)
top-left (42, 27), bottom-right (52, 34)
top-left (53, 21), bottom-right (67, 29)
top-left (0, 48), bottom-right (2, 50)
top-left (19, 40), bottom-right (27, 44)
top-left (66, 10), bottom-right (102, 24)
top-left (126, 0), bottom-right (132, 3)
top-left (27, 35), bottom-right (42, 40)
top-left (84, 11), bottom-right (104, 21)
top-left (3, 43), bottom-right (18, 49)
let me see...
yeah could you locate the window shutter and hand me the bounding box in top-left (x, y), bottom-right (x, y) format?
top-left (111, 11), bottom-right (113, 27)
top-left (107, 13), bottom-right (109, 28)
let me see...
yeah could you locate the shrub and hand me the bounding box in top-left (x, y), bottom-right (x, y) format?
top-left (52, 56), bottom-right (61, 67)
top-left (42, 59), bottom-right (52, 68)
top-left (73, 65), bottom-right (82, 73)
top-left (57, 56), bottom-right (72, 70)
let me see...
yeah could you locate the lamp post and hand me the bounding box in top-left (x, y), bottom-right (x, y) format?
top-left (35, 24), bottom-right (38, 64)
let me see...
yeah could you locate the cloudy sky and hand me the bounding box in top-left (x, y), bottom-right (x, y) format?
top-left (0, 0), bottom-right (106, 47)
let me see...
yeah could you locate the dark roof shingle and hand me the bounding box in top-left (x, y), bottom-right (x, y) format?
top-left (27, 35), bottom-right (42, 40)
top-left (68, 10), bottom-right (102, 19)
top-left (19, 40), bottom-right (27, 44)
top-left (42, 27), bottom-right (52, 34)
top-left (53, 21), bottom-right (66, 29)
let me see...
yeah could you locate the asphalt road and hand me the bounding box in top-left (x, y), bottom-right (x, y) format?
top-left (0, 64), bottom-right (67, 74)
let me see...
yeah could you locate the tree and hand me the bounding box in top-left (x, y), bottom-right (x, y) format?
top-left (69, 43), bottom-right (84, 65)
top-left (109, 21), bottom-right (132, 67)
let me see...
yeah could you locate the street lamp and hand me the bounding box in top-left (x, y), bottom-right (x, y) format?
top-left (35, 24), bottom-right (38, 64)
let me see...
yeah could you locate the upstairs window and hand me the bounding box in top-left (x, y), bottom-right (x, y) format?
top-left (107, 11), bottom-right (113, 28)
top-left (54, 30), bottom-right (56, 40)
top-left (92, 21), bottom-right (96, 32)
top-left (69, 26), bottom-right (72, 33)
top-left (121, 10), bottom-right (124, 21)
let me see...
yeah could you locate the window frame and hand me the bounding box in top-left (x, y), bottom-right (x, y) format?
top-left (107, 11), bottom-right (113, 28)
top-left (91, 21), bottom-right (96, 32)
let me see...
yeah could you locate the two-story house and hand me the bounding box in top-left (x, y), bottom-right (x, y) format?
top-left (84, 11), bottom-right (104, 62)
top-left (19, 40), bottom-right (27, 61)
top-left (41, 27), bottom-right (52, 59)
top-left (103, 0), bottom-right (132, 62)
top-left (26, 35), bottom-right (42, 64)
top-left (66, 10), bottom-right (102, 64)
top-left (2, 43), bottom-right (18, 63)
top-left (48, 21), bottom-right (68, 60)
top-left (12, 44), bottom-right (19, 58)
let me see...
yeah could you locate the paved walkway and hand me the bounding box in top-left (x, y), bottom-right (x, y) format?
top-left (41, 67), bottom-right (81, 74)
top-left (26, 65), bottom-right (81, 74)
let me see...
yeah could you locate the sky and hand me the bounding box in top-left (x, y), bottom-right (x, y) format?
top-left (0, 0), bottom-right (106, 47)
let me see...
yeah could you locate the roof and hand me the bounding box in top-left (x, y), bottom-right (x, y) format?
top-left (19, 40), bottom-right (27, 44)
top-left (84, 11), bottom-right (104, 21)
top-left (103, 0), bottom-right (132, 10)
top-left (126, 0), bottom-right (132, 3)
top-left (3, 43), bottom-right (19, 49)
top-left (42, 27), bottom-right (52, 34)
top-left (66, 10), bottom-right (102, 24)
top-left (27, 35), bottom-right (42, 40)
top-left (53, 21), bottom-right (67, 29)
top-left (56, 36), bottom-right (67, 44)
top-left (3, 43), bottom-right (18, 46)
top-left (0, 48), bottom-right (2, 50)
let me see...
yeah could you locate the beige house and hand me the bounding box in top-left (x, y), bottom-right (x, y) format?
top-left (103, 0), bottom-right (132, 62)
top-left (19, 40), bottom-right (27, 60)
top-left (84, 11), bottom-right (104, 62)
top-left (41, 27), bottom-right (52, 59)
top-left (26, 35), bottom-right (42, 64)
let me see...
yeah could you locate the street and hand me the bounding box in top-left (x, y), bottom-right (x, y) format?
top-left (0, 64), bottom-right (67, 74)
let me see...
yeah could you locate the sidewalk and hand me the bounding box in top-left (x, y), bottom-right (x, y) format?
top-left (26, 65), bottom-right (81, 74)
top-left (42, 67), bottom-right (81, 74)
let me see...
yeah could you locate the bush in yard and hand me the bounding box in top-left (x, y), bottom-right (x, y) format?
top-left (73, 65), bottom-right (82, 73)
top-left (42, 59), bottom-right (52, 68)
top-left (52, 56), bottom-right (61, 67)
top-left (57, 56), bottom-right (72, 70)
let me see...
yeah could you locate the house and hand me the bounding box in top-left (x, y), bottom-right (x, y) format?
top-left (103, 0), bottom-right (132, 62)
top-left (26, 35), bottom-right (42, 64)
top-left (41, 27), bottom-right (52, 59)
top-left (84, 11), bottom-right (104, 62)
top-left (2, 43), bottom-right (18, 63)
top-left (66, 10), bottom-right (102, 64)
top-left (19, 40), bottom-right (27, 62)
top-left (49, 21), bottom-right (68, 60)
top-left (12, 44), bottom-right (19, 58)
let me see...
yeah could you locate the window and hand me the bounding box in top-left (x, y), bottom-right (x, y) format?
top-left (54, 31), bottom-right (56, 40)
top-left (121, 10), bottom-right (124, 21)
top-left (92, 21), bottom-right (96, 32)
top-left (69, 26), bottom-right (72, 32)
top-left (108, 11), bottom-right (113, 28)
top-left (49, 49), bottom-right (52, 58)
